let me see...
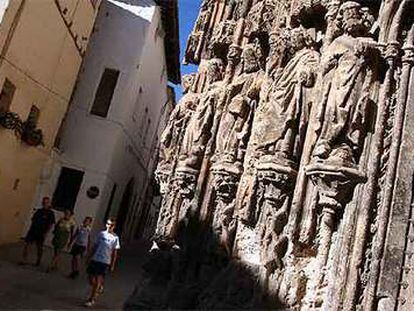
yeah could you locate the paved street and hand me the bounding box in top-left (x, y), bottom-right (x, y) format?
top-left (0, 241), bottom-right (149, 310)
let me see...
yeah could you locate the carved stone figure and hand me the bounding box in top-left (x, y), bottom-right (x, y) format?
top-left (155, 167), bottom-right (198, 241)
top-left (156, 74), bottom-right (199, 194)
top-left (236, 26), bottom-right (319, 224)
top-left (255, 156), bottom-right (295, 273)
top-left (250, 26), bottom-right (320, 164)
top-left (211, 163), bottom-right (241, 255)
top-left (184, 0), bottom-right (214, 64)
top-left (312, 1), bottom-right (378, 167)
top-left (266, 27), bottom-right (291, 78)
top-left (214, 41), bottom-right (265, 164)
top-left (226, 0), bottom-right (252, 21)
top-left (133, 0), bottom-right (414, 310)
top-left (224, 43), bottom-right (243, 83)
top-left (194, 1), bottom-right (213, 33)
top-left (178, 58), bottom-right (225, 169)
top-left (208, 42), bottom-right (265, 256)
top-left (289, 5), bottom-right (380, 307)
top-left (244, 0), bottom-right (279, 38)
top-left (209, 20), bottom-right (237, 58)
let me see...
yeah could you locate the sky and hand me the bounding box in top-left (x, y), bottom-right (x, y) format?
top-left (172, 0), bottom-right (203, 99)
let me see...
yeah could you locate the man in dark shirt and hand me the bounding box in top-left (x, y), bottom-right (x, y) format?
top-left (21, 197), bottom-right (55, 266)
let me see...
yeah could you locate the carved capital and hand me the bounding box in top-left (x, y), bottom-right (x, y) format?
top-left (402, 45), bottom-right (414, 65)
top-left (155, 163), bottom-right (173, 195)
top-left (256, 155), bottom-right (297, 201)
top-left (306, 163), bottom-right (366, 220)
top-left (212, 161), bottom-right (242, 203)
top-left (172, 166), bottom-right (198, 199)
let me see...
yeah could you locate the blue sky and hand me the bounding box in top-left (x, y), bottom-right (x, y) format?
top-left (171, 0), bottom-right (202, 99)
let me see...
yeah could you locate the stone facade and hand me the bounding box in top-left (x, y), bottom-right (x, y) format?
top-left (127, 0), bottom-right (414, 310)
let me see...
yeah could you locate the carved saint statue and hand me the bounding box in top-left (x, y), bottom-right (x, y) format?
top-left (266, 26), bottom-right (291, 79)
top-left (312, 1), bottom-right (378, 166)
top-left (209, 20), bottom-right (237, 56)
top-left (244, 0), bottom-right (280, 38)
top-left (194, 0), bottom-right (213, 33)
top-left (184, 0), bottom-right (214, 63)
top-left (214, 40), bottom-right (265, 164)
top-left (226, 0), bottom-right (252, 20)
top-left (236, 26), bottom-right (319, 224)
top-left (156, 74), bottom-right (199, 194)
top-left (250, 26), bottom-right (320, 164)
top-left (179, 58), bottom-right (225, 169)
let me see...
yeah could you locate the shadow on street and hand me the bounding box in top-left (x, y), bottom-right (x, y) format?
top-left (0, 240), bottom-right (149, 310)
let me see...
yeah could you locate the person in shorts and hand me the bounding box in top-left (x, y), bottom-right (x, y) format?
top-left (21, 197), bottom-right (55, 266)
top-left (85, 218), bottom-right (120, 307)
top-left (68, 216), bottom-right (92, 279)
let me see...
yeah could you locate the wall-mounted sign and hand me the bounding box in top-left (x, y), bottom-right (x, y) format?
top-left (87, 186), bottom-right (100, 199)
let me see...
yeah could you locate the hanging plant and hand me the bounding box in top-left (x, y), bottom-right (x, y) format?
top-left (0, 111), bottom-right (21, 130)
top-left (21, 121), bottom-right (44, 147)
top-left (0, 111), bottom-right (44, 147)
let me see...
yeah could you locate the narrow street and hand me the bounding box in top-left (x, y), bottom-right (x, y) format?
top-left (0, 241), bottom-right (149, 309)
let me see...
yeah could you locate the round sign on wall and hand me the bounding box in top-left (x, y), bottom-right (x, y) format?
top-left (87, 186), bottom-right (100, 199)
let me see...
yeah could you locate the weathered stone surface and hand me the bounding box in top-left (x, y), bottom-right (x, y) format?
top-left (131, 1), bottom-right (414, 310)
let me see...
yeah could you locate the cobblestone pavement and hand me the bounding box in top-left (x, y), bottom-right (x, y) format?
top-left (0, 240), bottom-right (149, 310)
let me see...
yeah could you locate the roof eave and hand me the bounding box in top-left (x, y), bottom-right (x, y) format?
top-left (155, 0), bottom-right (181, 84)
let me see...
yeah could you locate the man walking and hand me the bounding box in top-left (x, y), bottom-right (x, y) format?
top-left (85, 218), bottom-right (120, 307)
top-left (21, 196), bottom-right (56, 266)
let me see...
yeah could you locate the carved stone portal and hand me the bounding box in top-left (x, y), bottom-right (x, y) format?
top-left (131, 1), bottom-right (414, 310)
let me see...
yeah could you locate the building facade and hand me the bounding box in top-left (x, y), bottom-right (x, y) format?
top-left (33, 0), bottom-right (180, 241)
top-left (0, 0), bottom-right (100, 244)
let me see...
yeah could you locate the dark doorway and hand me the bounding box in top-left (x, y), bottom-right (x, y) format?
top-left (52, 167), bottom-right (84, 212)
top-left (116, 178), bottom-right (134, 238)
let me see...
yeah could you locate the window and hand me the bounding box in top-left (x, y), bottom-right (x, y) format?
top-left (52, 167), bottom-right (84, 212)
top-left (26, 105), bottom-right (40, 125)
top-left (90, 68), bottom-right (119, 118)
top-left (0, 78), bottom-right (16, 113)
